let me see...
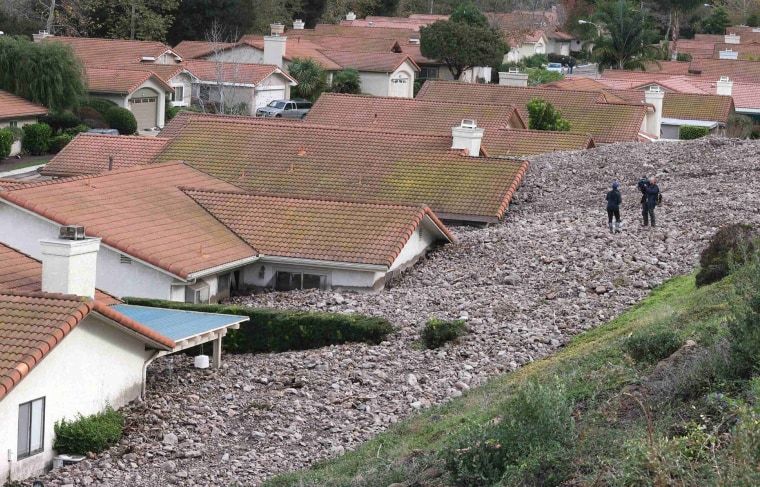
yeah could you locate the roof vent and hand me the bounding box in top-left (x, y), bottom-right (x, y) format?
top-left (460, 119), bottom-right (477, 129)
top-left (368, 21), bottom-right (374, 26)
top-left (59, 225), bottom-right (86, 240)
top-left (647, 85), bottom-right (660, 93)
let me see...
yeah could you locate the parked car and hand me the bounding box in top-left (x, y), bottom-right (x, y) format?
top-left (547, 63), bottom-right (563, 73)
top-left (255, 99), bottom-right (313, 119)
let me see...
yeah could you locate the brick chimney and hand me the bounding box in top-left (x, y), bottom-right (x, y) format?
top-left (716, 76), bottom-right (733, 96)
top-left (263, 34), bottom-right (287, 68)
top-left (644, 86), bottom-right (664, 137)
top-left (40, 225), bottom-right (101, 299)
top-left (451, 120), bottom-right (483, 157)
top-left (293, 19), bottom-right (305, 30)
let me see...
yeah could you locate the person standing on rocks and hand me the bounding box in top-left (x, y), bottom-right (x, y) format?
top-left (606, 182), bottom-right (622, 233)
top-left (639, 176), bottom-right (660, 227)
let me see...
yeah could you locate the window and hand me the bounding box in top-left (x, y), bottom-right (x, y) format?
top-left (171, 85), bottom-right (184, 103)
top-left (9, 120), bottom-right (18, 128)
top-left (420, 67), bottom-right (439, 79)
top-left (274, 271), bottom-right (326, 291)
top-left (18, 397), bottom-right (45, 459)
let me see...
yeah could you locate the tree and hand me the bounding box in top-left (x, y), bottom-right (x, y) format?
top-left (0, 36), bottom-right (85, 112)
top-left (248, 0), bottom-right (305, 35)
top-left (660, 0), bottom-right (702, 60)
top-left (700, 6), bottom-right (732, 34)
top-left (166, 0), bottom-right (253, 44)
top-left (592, 0), bottom-right (660, 72)
top-left (331, 67), bottom-right (362, 94)
top-left (748, 12), bottom-right (760, 26)
top-left (527, 68), bottom-right (564, 86)
top-left (526, 98), bottom-right (571, 131)
top-left (421, 20), bottom-right (506, 80)
top-left (288, 58), bottom-right (328, 102)
top-left (321, 0), bottom-right (380, 23)
top-left (450, 0), bottom-right (488, 27)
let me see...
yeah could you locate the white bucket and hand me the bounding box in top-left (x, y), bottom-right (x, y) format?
top-left (194, 355), bottom-right (210, 369)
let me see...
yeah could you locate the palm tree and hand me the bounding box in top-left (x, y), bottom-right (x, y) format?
top-left (288, 58), bottom-right (328, 102)
top-left (591, 0), bottom-right (660, 72)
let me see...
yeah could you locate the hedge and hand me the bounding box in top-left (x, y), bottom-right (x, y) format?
top-left (49, 134), bottom-right (73, 154)
top-left (22, 123), bottom-right (52, 155)
top-left (54, 406), bottom-right (124, 455)
top-left (104, 106), bottom-right (137, 135)
top-left (122, 298), bottom-right (395, 353)
top-left (679, 125), bottom-right (709, 140)
top-left (0, 128), bottom-right (13, 159)
top-left (82, 97), bottom-right (118, 117)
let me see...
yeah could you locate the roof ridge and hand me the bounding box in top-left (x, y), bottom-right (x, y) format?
top-left (318, 92), bottom-right (520, 109)
top-left (0, 289), bottom-right (94, 303)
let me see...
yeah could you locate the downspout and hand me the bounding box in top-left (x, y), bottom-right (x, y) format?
top-left (141, 350), bottom-right (163, 399)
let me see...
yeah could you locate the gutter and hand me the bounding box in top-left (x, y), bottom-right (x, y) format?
top-left (187, 255), bottom-right (260, 279)
top-left (258, 255), bottom-right (387, 272)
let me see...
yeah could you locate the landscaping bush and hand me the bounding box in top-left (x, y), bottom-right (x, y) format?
top-left (625, 327), bottom-right (683, 363)
top-left (523, 53), bottom-right (548, 68)
top-left (443, 378), bottom-right (575, 486)
top-left (0, 128), bottom-right (13, 159)
top-left (105, 106), bottom-right (137, 135)
top-left (64, 124), bottom-right (92, 137)
top-left (82, 97), bottom-right (118, 117)
top-left (696, 223), bottom-right (757, 287)
top-left (41, 110), bottom-right (81, 132)
top-left (79, 106), bottom-right (108, 129)
top-left (679, 125), bottom-right (709, 140)
top-left (726, 114), bottom-right (753, 139)
top-left (21, 122), bottom-right (52, 155)
top-left (49, 134), bottom-right (73, 154)
top-left (122, 298), bottom-right (395, 353)
top-left (53, 406), bottom-right (124, 455)
top-left (420, 318), bottom-right (467, 349)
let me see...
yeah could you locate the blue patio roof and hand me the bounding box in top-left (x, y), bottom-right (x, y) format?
top-left (111, 304), bottom-right (248, 342)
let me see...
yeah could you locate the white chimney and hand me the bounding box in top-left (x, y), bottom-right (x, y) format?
top-left (451, 120), bottom-right (483, 157)
top-left (644, 86), bottom-right (664, 137)
top-left (716, 76), bottom-right (733, 96)
top-left (270, 23), bottom-right (285, 36)
top-left (498, 68), bottom-right (528, 87)
top-left (32, 30), bottom-right (52, 42)
top-left (725, 33), bottom-right (740, 44)
top-left (346, 11), bottom-right (357, 21)
top-left (293, 19), bottom-right (305, 30)
top-left (263, 35), bottom-right (287, 68)
top-left (40, 226), bottom-right (101, 299)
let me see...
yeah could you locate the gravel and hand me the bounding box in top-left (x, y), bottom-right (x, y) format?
top-left (37, 137), bottom-right (760, 486)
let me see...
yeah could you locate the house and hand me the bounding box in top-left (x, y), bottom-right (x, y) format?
top-left (0, 90), bottom-right (48, 157)
top-left (311, 51), bottom-right (419, 97)
top-left (154, 116), bottom-right (530, 224)
top-left (1, 161), bottom-right (453, 294)
top-left (183, 60), bottom-right (297, 113)
top-left (305, 93), bottom-right (595, 155)
top-left (0, 238), bottom-right (247, 482)
top-left (416, 81), bottom-right (650, 144)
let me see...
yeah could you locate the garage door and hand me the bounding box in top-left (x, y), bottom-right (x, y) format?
top-left (129, 97), bottom-right (158, 130)
top-left (255, 89), bottom-right (286, 110)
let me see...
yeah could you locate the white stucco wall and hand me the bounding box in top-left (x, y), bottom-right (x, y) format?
top-left (209, 46), bottom-right (265, 64)
top-left (1, 116), bottom-right (40, 157)
top-left (168, 72), bottom-right (193, 107)
top-left (0, 316), bottom-right (154, 482)
top-left (242, 260), bottom-right (383, 291)
top-left (389, 220), bottom-right (438, 272)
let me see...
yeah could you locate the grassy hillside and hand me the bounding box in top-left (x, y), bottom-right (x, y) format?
top-left (264, 264), bottom-right (760, 486)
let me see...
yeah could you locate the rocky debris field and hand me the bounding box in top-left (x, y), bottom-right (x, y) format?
top-left (40, 138), bottom-right (760, 486)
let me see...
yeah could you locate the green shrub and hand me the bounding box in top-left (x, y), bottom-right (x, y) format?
top-left (6, 126), bottom-right (23, 142)
top-left (696, 223), bottom-right (757, 287)
top-left (21, 122), bottom-right (52, 155)
top-left (64, 124), bottom-right (91, 137)
top-left (726, 251), bottom-right (760, 378)
top-left (625, 327), bottom-right (683, 363)
top-left (676, 52), bottom-right (693, 62)
top-left (523, 53), bottom-right (548, 68)
top-left (41, 110), bottom-right (81, 132)
top-left (49, 134), bottom-right (73, 154)
top-left (0, 128), bottom-right (13, 159)
top-left (79, 106), bottom-right (108, 129)
top-left (420, 318), bottom-right (467, 349)
top-left (82, 97), bottom-right (118, 117)
top-left (443, 378), bottom-right (575, 486)
top-left (726, 114), bottom-right (753, 139)
top-left (53, 406), bottom-right (124, 455)
top-left (122, 298), bottom-right (395, 353)
top-left (679, 125), bottom-right (709, 140)
top-left (105, 106), bottom-right (137, 135)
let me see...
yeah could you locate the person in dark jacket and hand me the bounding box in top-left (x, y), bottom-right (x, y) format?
top-left (606, 182), bottom-right (622, 233)
top-left (640, 177), bottom-right (660, 227)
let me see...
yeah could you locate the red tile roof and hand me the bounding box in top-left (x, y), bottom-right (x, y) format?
top-left (42, 134), bottom-right (169, 177)
top-left (305, 93), bottom-right (526, 132)
top-left (286, 35), bottom-right (403, 53)
top-left (541, 77), bottom-right (610, 91)
top-left (320, 51), bottom-right (420, 72)
top-left (0, 89), bottom-right (48, 120)
top-left (46, 36), bottom-right (180, 66)
top-left (0, 242), bottom-right (121, 306)
top-left (155, 118), bottom-right (530, 223)
top-left (484, 129), bottom-right (595, 156)
top-left (673, 39), bottom-right (718, 59)
top-left (0, 162), bottom-right (258, 279)
top-left (311, 24), bottom-right (420, 40)
top-left (604, 89), bottom-right (734, 122)
top-left (184, 60), bottom-right (297, 85)
top-left (184, 189), bottom-right (453, 267)
top-left (239, 36), bottom-right (344, 70)
top-left (416, 81), bottom-right (647, 144)
top-left (0, 291), bottom-right (174, 401)
top-left (712, 42), bottom-right (760, 60)
top-left (159, 111), bottom-right (255, 139)
top-left (173, 40), bottom-right (235, 60)
top-left (85, 67), bottom-right (173, 95)
top-left (687, 59), bottom-right (760, 84)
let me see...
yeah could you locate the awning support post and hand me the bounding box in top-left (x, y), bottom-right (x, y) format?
top-left (212, 334), bottom-right (222, 369)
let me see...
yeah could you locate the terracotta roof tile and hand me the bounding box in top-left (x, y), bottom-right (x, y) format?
top-left (311, 24), bottom-right (420, 40)
top-left (484, 129), bottom-right (595, 156)
top-left (184, 189), bottom-right (453, 267)
top-left (184, 60), bottom-right (297, 84)
top-left (687, 59), bottom-right (760, 83)
top-left (0, 162), bottom-right (258, 279)
top-left (42, 134), bottom-right (169, 177)
top-left (0, 89), bottom-right (48, 120)
top-left (173, 40), bottom-right (235, 59)
top-left (46, 36), bottom-right (179, 66)
top-left (320, 51), bottom-right (420, 72)
top-left (284, 35), bottom-right (403, 53)
top-left (0, 242), bottom-right (121, 306)
top-left (604, 89), bottom-right (734, 122)
top-left (712, 41), bottom-right (760, 60)
top-left (416, 81), bottom-right (647, 143)
top-left (159, 111), bottom-right (255, 139)
top-left (85, 67), bottom-right (173, 94)
top-left (155, 118), bottom-right (529, 223)
top-left (674, 39), bottom-right (718, 59)
top-left (306, 93), bottom-right (526, 132)
top-left (239, 36), bottom-right (344, 70)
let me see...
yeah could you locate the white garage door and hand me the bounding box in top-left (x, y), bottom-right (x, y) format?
top-left (129, 96), bottom-right (158, 130)
top-left (255, 89), bottom-right (286, 110)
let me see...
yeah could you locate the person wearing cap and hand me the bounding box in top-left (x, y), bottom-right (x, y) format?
top-left (640, 176), bottom-right (660, 227)
top-left (606, 182), bottom-right (622, 233)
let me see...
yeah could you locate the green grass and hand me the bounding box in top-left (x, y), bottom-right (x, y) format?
top-left (0, 158), bottom-right (51, 172)
top-left (263, 272), bottom-right (746, 487)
